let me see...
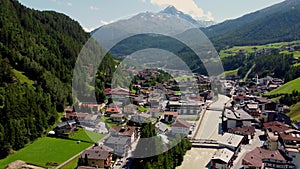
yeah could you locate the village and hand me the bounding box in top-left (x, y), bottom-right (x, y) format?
top-left (48, 68), bottom-right (300, 169)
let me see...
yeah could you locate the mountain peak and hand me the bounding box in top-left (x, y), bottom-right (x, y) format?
top-left (161, 5), bottom-right (182, 15)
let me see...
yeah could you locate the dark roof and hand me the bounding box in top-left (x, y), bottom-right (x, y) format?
top-left (228, 126), bottom-right (255, 136)
top-left (105, 136), bottom-right (130, 145)
top-left (81, 145), bottom-right (112, 160)
top-left (110, 126), bottom-right (136, 137)
top-left (172, 119), bottom-right (191, 128)
top-left (243, 147), bottom-right (286, 168)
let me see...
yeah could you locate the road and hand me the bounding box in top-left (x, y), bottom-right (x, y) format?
top-left (177, 94), bottom-right (230, 169)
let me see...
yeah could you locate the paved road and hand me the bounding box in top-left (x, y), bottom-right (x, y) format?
top-left (177, 94), bottom-right (230, 169)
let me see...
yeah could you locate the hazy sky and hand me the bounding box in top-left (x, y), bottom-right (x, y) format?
top-left (19, 0), bottom-right (285, 32)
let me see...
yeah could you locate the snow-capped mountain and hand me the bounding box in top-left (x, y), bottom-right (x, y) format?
top-left (160, 6), bottom-right (215, 28)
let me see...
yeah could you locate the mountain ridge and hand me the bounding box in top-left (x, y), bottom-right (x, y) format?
top-left (202, 0), bottom-right (300, 50)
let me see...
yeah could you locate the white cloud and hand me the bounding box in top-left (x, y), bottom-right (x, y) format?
top-left (67, 2), bottom-right (72, 6)
top-left (90, 6), bottom-right (99, 11)
top-left (150, 0), bottom-right (214, 21)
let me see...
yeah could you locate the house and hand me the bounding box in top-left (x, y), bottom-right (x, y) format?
top-left (166, 100), bottom-right (201, 115)
top-left (228, 126), bottom-right (255, 144)
top-left (79, 102), bottom-right (102, 113)
top-left (104, 136), bottom-right (131, 157)
top-left (223, 108), bottom-right (254, 131)
top-left (263, 121), bottom-right (291, 151)
top-left (171, 119), bottom-right (191, 136)
top-left (105, 108), bottom-right (121, 116)
top-left (164, 111), bottom-right (178, 123)
top-left (78, 114), bottom-right (99, 127)
top-left (278, 129), bottom-right (300, 168)
top-left (149, 108), bottom-right (161, 118)
top-left (54, 120), bottom-right (77, 134)
top-left (80, 145), bottom-right (113, 169)
top-left (242, 147), bottom-right (294, 169)
top-left (123, 104), bottom-right (138, 116)
top-left (155, 122), bottom-right (170, 134)
top-left (211, 148), bottom-right (234, 169)
top-left (130, 113), bottom-right (151, 123)
top-left (218, 132), bottom-right (244, 152)
top-left (109, 126), bottom-right (138, 144)
top-left (244, 103), bottom-right (261, 118)
top-left (110, 114), bottom-right (125, 124)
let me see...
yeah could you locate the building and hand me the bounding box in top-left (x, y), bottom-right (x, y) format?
top-left (171, 119), bottom-right (191, 136)
top-left (164, 111), bottom-right (178, 123)
top-left (104, 136), bottom-right (131, 157)
top-left (263, 121), bottom-right (291, 151)
top-left (218, 132), bottom-right (244, 152)
top-left (130, 113), bottom-right (151, 123)
top-left (155, 122), bottom-right (170, 134)
top-left (149, 108), bottom-right (161, 118)
top-left (228, 126), bottom-right (255, 144)
top-left (244, 103), bottom-right (261, 118)
top-left (278, 129), bottom-right (300, 168)
top-left (211, 148), bottom-right (234, 169)
top-left (54, 120), bottom-right (76, 134)
top-left (123, 104), bottom-right (138, 116)
top-left (110, 114), bottom-right (125, 124)
top-left (165, 100), bottom-right (201, 115)
top-left (80, 145), bottom-right (113, 169)
top-left (109, 126), bottom-right (138, 144)
top-left (105, 108), bottom-right (121, 116)
top-left (242, 147), bottom-right (293, 169)
top-left (223, 108), bottom-right (254, 130)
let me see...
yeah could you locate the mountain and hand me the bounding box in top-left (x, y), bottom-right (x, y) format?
top-left (203, 0), bottom-right (300, 50)
top-left (160, 6), bottom-right (215, 28)
top-left (91, 6), bottom-right (214, 37)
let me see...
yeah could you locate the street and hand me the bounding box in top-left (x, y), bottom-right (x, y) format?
top-left (177, 94), bottom-right (230, 169)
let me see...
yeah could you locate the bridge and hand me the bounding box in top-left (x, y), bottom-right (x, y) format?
top-left (206, 107), bottom-right (224, 111)
top-left (190, 139), bottom-right (220, 148)
top-left (190, 139), bottom-right (218, 144)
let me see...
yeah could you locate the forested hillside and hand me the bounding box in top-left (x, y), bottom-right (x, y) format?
top-left (203, 0), bottom-right (300, 50)
top-left (0, 0), bottom-right (115, 158)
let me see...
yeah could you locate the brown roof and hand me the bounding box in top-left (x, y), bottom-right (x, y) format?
top-left (172, 119), bottom-right (191, 128)
top-left (164, 111), bottom-right (179, 117)
top-left (228, 126), bottom-right (255, 136)
top-left (279, 129), bottom-right (300, 142)
top-left (110, 126), bottom-right (137, 137)
top-left (242, 147), bottom-right (286, 168)
top-left (81, 145), bottom-right (112, 160)
top-left (263, 121), bottom-right (290, 132)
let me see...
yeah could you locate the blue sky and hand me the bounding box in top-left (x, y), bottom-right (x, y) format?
top-left (19, 0), bottom-right (284, 32)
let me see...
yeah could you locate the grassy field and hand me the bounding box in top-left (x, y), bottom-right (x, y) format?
top-left (219, 41), bottom-right (300, 58)
top-left (0, 137), bottom-right (92, 168)
top-left (287, 102), bottom-right (300, 122)
top-left (266, 77), bottom-right (300, 95)
top-left (12, 69), bottom-right (34, 85)
top-left (61, 157), bottom-right (79, 169)
top-left (218, 68), bottom-right (239, 77)
top-left (71, 128), bottom-right (106, 143)
top-left (138, 106), bottom-right (149, 112)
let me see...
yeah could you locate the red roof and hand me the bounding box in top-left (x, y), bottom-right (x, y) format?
top-left (106, 108), bottom-right (120, 113)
